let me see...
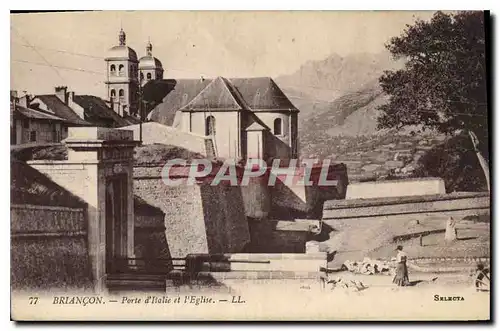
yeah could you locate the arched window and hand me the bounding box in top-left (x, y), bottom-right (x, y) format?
top-left (119, 89), bottom-right (125, 99)
top-left (140, 72), bottom-right (144, 81)
top-left (274, 118), bottom-right (282, 135)
top-left (110, 64), bottom-right (116, 75)
top-left (205, 116), bottom-right (216, 136)
top-left (147, 72), bottom-right (152, 81)
top-left (118, 64), bottom-right (125, 75)
top-left (110, 89), bottom-right (116, 98)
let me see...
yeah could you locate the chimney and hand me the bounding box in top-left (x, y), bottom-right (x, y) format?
top-left (55, 86), bottom-right (68, 104)
top-left (18, 95), bottom-right (29, 108)
top-left (68, 91), bottom-right (75, 107)
top-left (67, 91), bottom-right (84, 119)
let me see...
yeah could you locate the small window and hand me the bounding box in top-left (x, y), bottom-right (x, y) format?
top-left (23, 119), bottom-right (30, 129)
top-left (118, 64), bottom-right (125, 75)
top-left (30, 131), bottom-right (36, 142)
top-left (140, 72), bottom-right (144, 81)
top-left (205, 116), bottom-right (216, 136)
top-left (119, 89), bottom-right (125, 97)
top-left (110, 64), bottom-right (116, 74)
top-left (110, 89), bottom-right (116, 98)
top-left (273, 118), bottom-right (282, 135)
top-left (146, 72), bottom-right (152, 81)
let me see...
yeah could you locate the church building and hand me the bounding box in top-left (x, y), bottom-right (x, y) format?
top-left (105, 29), bottom-right (299, 162)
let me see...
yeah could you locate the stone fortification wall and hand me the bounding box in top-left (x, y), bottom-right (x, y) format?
top-left (133, 166), bottom-right (250, 258)
top-left (11, 204), bottom-right (93, 291)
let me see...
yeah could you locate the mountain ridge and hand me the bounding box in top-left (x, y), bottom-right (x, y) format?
top-left (275, 51), bottom-right (401, 123)
top-left (275, 51), bottom-right (444, 179)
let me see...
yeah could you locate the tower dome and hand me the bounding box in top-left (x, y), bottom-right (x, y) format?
top-left (139, 38), bottom-right (163, 70)
top-left (139, 38), bottom-right (164, 85)
top-left (105, 28), bottom-right (138, 62)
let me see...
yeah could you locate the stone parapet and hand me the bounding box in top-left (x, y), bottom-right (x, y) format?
top-left (345, 177), bottom-right (446, 200)
top-left (323, 192), bottom-right (490, 220)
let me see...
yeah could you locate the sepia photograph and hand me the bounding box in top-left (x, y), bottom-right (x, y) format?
top-left (9, 10), bottom-right (490, 321)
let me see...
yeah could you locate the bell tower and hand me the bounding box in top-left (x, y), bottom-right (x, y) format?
top-left (139, 38), bottom-right (164, 87)
top-left (105, 28), bottom-right (140, 117)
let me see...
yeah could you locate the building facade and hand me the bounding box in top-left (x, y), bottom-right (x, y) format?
top-left (146, 77), bottom-right (299, 162)
top-left (10, 97), bottom-right (69, 145)
top-left (21, 86), bottom-right (137, 129)
top-left (102, 29), bottom-right (298, 162)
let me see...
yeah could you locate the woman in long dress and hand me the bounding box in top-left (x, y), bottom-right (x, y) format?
top-left (393, 245), bottom-right (410, 286)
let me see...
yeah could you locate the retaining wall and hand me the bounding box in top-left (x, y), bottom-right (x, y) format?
top-left (345, 177), bottom-right (446, 200)
top-left (323, 192), bottom-right (490, 221)
top-left (133, 166), bottom-right (250, 258)
top-left (10, 204), bottom-right (93, 291)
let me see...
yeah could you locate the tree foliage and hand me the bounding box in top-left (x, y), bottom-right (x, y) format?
top-left (377, 11), bottom-right (488, 157)
top-left (413, 133), bottom-right (488, 192)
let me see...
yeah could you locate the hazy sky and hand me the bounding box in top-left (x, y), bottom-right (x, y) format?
top-left (11, 11), bottom-right (437, 98)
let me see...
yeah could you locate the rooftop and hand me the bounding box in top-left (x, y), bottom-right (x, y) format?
top-left (106, 45), bottom-right (138, 62)
top-left (12, 103), bottom-right (67, 122)
top-left (72, 95), bottom-right (131, 127)
top-left (35, 95), bottom-right (91, 126)
top-left (146, 77), bottom-right (299, 126)
top-left (179, 77), bottom-right (244, 112)
top-left (139, 55), bottom-right (163, 69)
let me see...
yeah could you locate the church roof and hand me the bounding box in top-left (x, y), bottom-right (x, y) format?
top-left (229, 77), bottom-right (298, 112)
top-left (106, 45), bottom-right (138, 62)
top-left (145, 79), bottom-right (212, 125)
top-left (139, 55), bottom-right (163, 69)
top-left (179, 77), bottom-right (244, 112)
top-left (146, 77), bottom-right (298, 126)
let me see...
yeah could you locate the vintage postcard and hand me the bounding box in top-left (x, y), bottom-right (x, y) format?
top-left (10, 10), bottom-right (490, 321)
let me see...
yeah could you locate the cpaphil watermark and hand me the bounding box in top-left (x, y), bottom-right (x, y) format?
top-left (161, 158), bottom-right (340, 187)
